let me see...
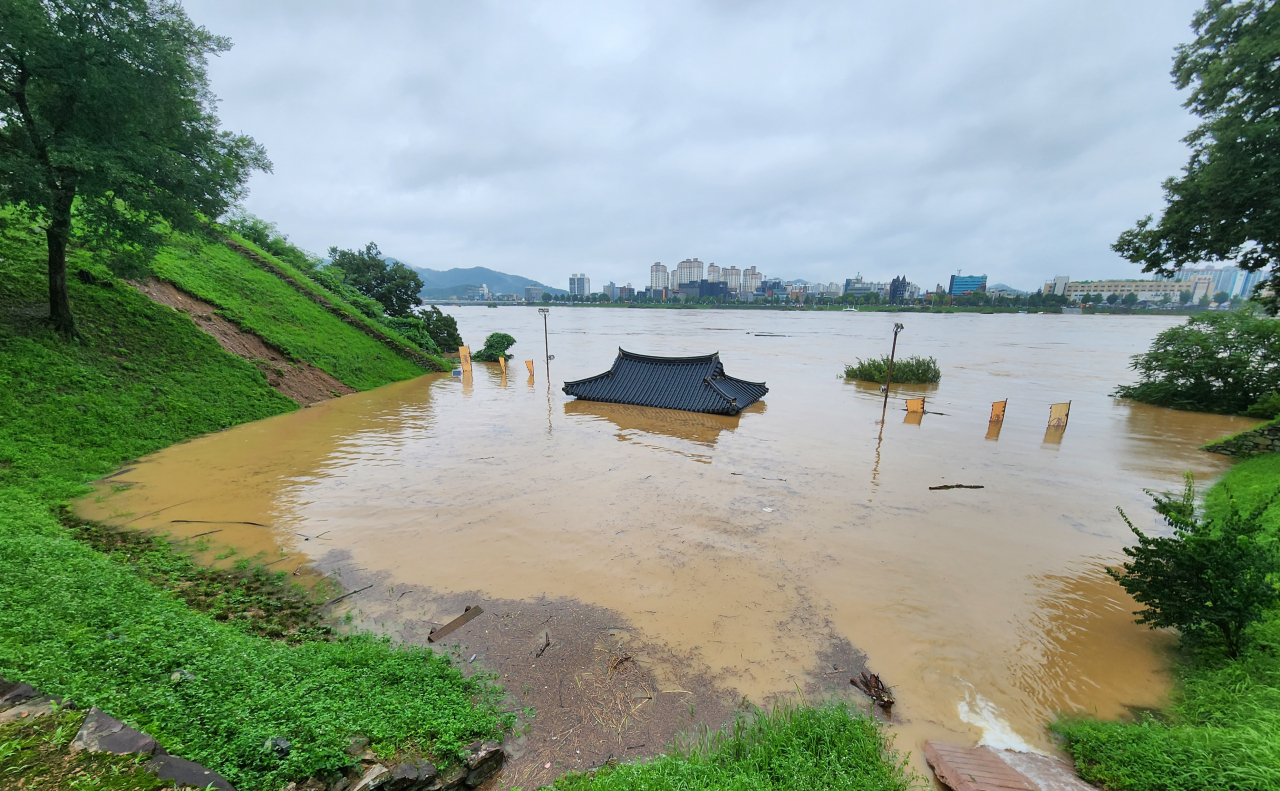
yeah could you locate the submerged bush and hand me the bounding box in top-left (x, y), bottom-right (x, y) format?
top-left (844, 355), bottom-right (940, 384)
top-left (473, 332), bottom-right (516, 362)
top-left (1114, 310), bottom-right (1280, 415)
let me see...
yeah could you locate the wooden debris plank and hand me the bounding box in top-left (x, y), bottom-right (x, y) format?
top-left (924, 742), bottom-right (1038, 791)
top-left (427, 605), bottom-right (484, 643)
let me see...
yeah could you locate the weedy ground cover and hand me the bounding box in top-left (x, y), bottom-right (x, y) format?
top-left (551, 701), bottom-right (918, 791)
top-left (0, 708), bottom-right (169, 791)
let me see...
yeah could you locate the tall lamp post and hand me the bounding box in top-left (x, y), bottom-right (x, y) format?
top-left (881, 323), bottom-right (905, 412)
top-left (538, 307), bottom-right (553, 380)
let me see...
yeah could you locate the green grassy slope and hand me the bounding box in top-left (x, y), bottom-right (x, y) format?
top-left (1053, 454), bottom-right (1280, 791)
top-left (0, 224), bottom-right (505, 790)
top-left (151, 234), bottom-right (432, 389)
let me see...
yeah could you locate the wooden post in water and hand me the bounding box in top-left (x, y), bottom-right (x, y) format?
top-left (881, 323), bottom-right (905, 413)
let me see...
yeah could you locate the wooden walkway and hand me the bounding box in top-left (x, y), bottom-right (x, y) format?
top-left (923, 742), bottom-right (1100, 791)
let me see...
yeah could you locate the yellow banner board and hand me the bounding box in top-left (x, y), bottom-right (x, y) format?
top-left (905, 397), bottom-right (925, 413)
top-left (458, 345), bottom-right (472, 373)
top-left (499, 356), bottom-right (507, 375)
top-left (990, 400), bottom-right (1007, 422)
top-left (1048, 401), bottom-right (1071, 427)
top-left (525, 359), bottom-right (534, 376)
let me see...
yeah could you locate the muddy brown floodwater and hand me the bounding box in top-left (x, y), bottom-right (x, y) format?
top-left (79, 309), bottom-right (1261, 786)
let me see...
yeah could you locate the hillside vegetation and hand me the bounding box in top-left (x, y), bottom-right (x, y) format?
top-left (0, 221), bottom-right (505, 791)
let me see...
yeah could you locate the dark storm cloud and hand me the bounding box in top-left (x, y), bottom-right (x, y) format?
top-left (186, 0), bottom-right (1201, 291)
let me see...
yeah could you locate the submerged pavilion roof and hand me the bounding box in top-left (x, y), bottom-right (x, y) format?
top-left (562, 349), bottom-right (768, 415)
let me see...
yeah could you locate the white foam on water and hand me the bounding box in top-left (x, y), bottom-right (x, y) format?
top-left (957, 686), bottom-right (1041, 754)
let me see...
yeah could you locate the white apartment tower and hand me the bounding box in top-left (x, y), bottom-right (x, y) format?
top-left (723, 266), bottom-right (741, 293)
top-left (706, 263), bottom-right (721, 283)
top-left (649, 262), bottom-right (669, 290)
top-left (569, 273), bottom-right (590, 297)
top-left (675, 258), bottom-right (704, 286)
top-left (742, 266), bottom-right (762, 293)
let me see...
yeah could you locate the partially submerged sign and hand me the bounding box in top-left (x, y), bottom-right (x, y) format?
top-left (458, 345), bottom-right (472, 374)
top-left (563, 349), bottom-right (767, 416)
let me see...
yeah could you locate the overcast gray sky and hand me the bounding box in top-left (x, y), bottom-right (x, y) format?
top-left (187, 0), bottom-right (1203, 291)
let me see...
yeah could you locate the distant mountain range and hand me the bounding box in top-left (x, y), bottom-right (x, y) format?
top-left (405, 265), bottom-right (566, 299)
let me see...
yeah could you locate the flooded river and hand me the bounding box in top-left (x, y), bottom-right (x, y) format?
top-left (79, 308), bottom-right (1259, 776)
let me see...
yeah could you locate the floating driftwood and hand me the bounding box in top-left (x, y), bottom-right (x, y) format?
top-left (428, 605), bottom-right (484, 643)
top-left (929, 484), bottom-right (984, 490)
top-left (851, 671), bottom-right (895, 709)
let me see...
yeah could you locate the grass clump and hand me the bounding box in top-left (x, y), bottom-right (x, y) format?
top-left (0, 708), bottom-right (169, 791)
top-left (844, 356), bottom-right (941, 385)
top-left (1052, 454), bottom-right (1280, 791)
top-left (552, 701), bottom-right (917, 791)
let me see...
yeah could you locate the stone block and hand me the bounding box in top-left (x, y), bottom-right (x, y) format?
top-left (70, 707), bottom-right (157, 755)
top-left (351, 764), bottom-right (390, 791)
top-left (147, 753), bottom-right (235, 791)
top-left (0, 682), bottom-right (38, 709)
top-left (0, 696), bottom-right (57, 725)
top-left (464, 741), bottom-right (503, 787)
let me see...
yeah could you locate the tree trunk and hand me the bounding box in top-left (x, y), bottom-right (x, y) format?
top-left (46, 187), bottom-right (77, 337)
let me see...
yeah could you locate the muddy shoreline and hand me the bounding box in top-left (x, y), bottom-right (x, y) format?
top-left (318, 549), bottom-right (881, 788)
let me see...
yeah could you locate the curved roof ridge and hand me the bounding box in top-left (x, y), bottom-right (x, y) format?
top-left (617, 348), bottom-right (720, 364)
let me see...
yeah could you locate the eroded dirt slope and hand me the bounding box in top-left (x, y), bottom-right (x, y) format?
top-left (135, 278), bottom-right (355, 406)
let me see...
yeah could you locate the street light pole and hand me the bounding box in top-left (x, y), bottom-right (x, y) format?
top-left (538, 307), bottom-right (551, 380)
top-left (881, 322), bottom-right (905, 413)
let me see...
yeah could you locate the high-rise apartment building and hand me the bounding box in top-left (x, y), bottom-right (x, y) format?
top-left (949, 274), bottom-right (988, 296)
top-left (676, 258), bottom-right (704, 286)
top-left (649, 263), bottom-right (669, 290)
top-left (524, 286), bottom-right (543, 302)
top-left (741, 266), bottom-right (762, 294)
top-left (706, 263), bottom-right (721, 283)
top-left (723, 266), bottom-right (741, 293)
top-left (569, 273), bottom-right (590, 297)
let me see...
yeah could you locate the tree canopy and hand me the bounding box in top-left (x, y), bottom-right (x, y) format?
top-left (327, 242), bottom-right (423, 318)
top-left (1114, 0), bottom-right (1280, 315)
top-left (0, 0), bottom-right (268, 335)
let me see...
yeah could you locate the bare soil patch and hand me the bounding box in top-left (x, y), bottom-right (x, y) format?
top-left (134, 278), bottom-right (354, 406)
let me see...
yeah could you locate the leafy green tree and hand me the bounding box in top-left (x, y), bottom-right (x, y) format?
top-left (1112, 1), bottom-right (1280, 315)
top-left (1180, 289), bottom-right (1193, 304)
top-left (472, 332), bottom-right (516, 362)
top-left (0, 0), bottom-right (269, 336)
top-left (327, 242), bottom-right (423, 317)
top-left (1114, 309), bottom-right (1280, 414)
top-left (1214, 290), bottom-right (1230, 304)
top-left (1109, 474), bottom-right (1280, 658)
top-left (1106, 293), bottom-right (1121, 305)
top-left (1122, 292), bottom-right (1139, 307)
top-left (419, 305), bottom-right (463, 352)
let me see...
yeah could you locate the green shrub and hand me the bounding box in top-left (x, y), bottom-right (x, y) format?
top-left (844, 356), bottom-right (941, 384)
top-left (420, 305), bottom-right (464, 352)
top-left (308, 266), bottom-right (386, 320)
top-left (1245, 391), bottom-right (1280, 420)
top-left (1109, 474), bottom-right (1280, 658)
top-left (1114, 311), bottom-right (1280, 415)
top-left (473, 332), bottom-right (516, 362)
top-left (552, 700), bottom-right (916, 791)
